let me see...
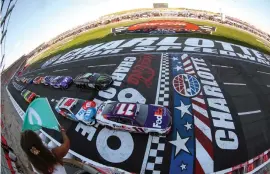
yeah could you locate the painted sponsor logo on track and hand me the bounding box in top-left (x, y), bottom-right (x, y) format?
top-left (172, 74), bottom-right (201, 97)
top-left (42, 37), bottom-right (270, 69)
top-left (169, 53), bottom-right (246, 173)
top-left (127, 54), bottom-right (156, 88)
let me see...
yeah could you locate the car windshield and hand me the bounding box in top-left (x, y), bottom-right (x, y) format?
top-left (102, 102), bottom-right (117, 115)
top-left (72, 99), bottom-right (85, 114)
top-left (56, 76), bottom-right (65, 82)
top-left (83, 73), bottom-right (92, 78)
top-left (135, 104), bottom-right (148, 126)
top-left (25, 91), bottom-right (32, 98)
top-left (89, 73), bottom-right (99, 81)
top-left (51, 76), bottom-right (60, 82)
top-left (97, 74), bottom-right (109, 82)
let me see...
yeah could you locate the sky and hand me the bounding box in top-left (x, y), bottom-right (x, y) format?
top-left (1, 0), bottom-right (270, 69)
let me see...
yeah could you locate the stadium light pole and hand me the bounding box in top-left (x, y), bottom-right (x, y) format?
top-left (1, 3), bottom-right (15, 27)
top-left (1, 0), bottom-right (5, 12)
top-left (1, 0), bottom-right (18, 72)
top-left (0, 54), bottom-right (5, 67)
top-left (1, 29), bottom-right (7, 44)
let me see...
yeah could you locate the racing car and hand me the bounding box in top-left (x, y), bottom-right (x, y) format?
top-left (33, 76), bottom-right (44, 84)
top-left (55, 97), bottom-right (97, 125)
top-left (41, 76), bottom-right (55, 85)
top-left (74, 73), bottom-right (113, 90)
top-left (25, 77), bottom-right (34, 84)
top-left (96, 101), bottom-right (172, 135)
top-left (15, 76), bottom-right (20, 82)
top-left (50, 76), bottom-right (73, 89)
top-left (21, 89), bottom-right (39, 103)
top-left (20, 77), bottom-right (27, 83)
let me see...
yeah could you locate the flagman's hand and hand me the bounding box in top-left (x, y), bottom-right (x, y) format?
top-left (52, 125), bottom-right (70, 160)
top-left (59, 125), bottom-right (66, 133)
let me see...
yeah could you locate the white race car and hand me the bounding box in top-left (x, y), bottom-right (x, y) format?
top-left (55, 97), bottom-right (97, 125)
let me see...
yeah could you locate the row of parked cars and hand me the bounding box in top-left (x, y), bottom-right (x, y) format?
top-left (15, 72), bottom-right (172, 135)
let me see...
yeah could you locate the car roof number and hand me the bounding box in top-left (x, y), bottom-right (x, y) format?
top-left (116, 103), bottom-right (135, 116)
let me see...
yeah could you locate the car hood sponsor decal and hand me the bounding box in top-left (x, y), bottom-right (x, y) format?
top-left (144, 105), bottom-right (169, 129)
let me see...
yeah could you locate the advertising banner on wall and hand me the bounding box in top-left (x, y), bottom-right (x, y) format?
top-left (112, 20), bottom-right (216, 35)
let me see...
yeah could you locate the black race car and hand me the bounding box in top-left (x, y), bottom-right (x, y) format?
top-left (74, 73), bottom-right (113, 90)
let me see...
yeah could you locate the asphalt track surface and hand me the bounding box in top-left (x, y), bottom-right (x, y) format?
top-left (8, 38), bottom-right (270, 174)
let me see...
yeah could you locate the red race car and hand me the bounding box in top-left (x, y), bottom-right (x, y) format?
top-left (21, 89), bottom-right (39, 103)
top-left (33, 76), bottom-right (44, 84)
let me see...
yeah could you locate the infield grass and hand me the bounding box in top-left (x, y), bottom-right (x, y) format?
top-left (27, 18), bottom-right (270, 65)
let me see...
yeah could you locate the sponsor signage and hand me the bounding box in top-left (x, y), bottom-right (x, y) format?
top-left (41, 37), bottom-right (270, 69)
top-left (112, 20), bottom-right (216, 35)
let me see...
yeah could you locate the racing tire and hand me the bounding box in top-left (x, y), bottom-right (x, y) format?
top-left (150, 132), bottom-right (163, 137)
top-left (105, 125), bottom-right (112, 130)
top-left (95, 85), bottom-right (101, 91)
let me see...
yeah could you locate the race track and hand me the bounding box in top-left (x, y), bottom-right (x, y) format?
top-left (8, 37), bottom-right (270, 173)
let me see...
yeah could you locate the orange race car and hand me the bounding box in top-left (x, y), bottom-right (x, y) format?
top-left (33, 76), bottom-right (44, 84)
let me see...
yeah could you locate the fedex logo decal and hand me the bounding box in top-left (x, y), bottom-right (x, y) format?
top-left (153, 108), bottom-right (163, 128)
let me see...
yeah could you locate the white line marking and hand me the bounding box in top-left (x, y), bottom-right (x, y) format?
top-left (192, 97), bottom-right (205, 104)
top-left (257, 70), bottom-right (270, 75)
top-left (223, 82), bottom-right (246, 86)
top-left (192, 103), bottom-right (209, 118)
top-left (194, 117), bottom-right (212, 141)
top-left (212, 64), bottom-right (233, 68)
top-left (53, 69), bottom-right (68, 72)
top-left (88, 64), bottom-right (116, 68)
top-left (238, 110), bottom-right (261, 116)
top-left (140, 53), bottom-right (165, 174)
top-left (196, 139), bottom-right (214, 173)
top-left (267, 85), bottom-right (270, 88)
top-left (183, 59), bottom-right (191, 66)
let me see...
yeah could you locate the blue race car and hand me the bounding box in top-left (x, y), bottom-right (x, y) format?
top-left (42, 76), bottom-right (55, 86)
top-left (50, 76), bottom-right (73, 89)
top-left (55, 97), bottom-right (97, 125)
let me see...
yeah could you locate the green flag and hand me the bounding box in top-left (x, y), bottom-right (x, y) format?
top-left (22, 97), bottom-right (60, 132)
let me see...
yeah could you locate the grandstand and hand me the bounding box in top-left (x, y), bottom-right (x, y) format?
top-left (24, 8), bottom-right (270, 66)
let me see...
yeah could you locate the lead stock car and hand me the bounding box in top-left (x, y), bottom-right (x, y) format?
top-left (55, 97), bottom-right (97, 125)
top-left (96, 101), bottom-right (172, 135)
